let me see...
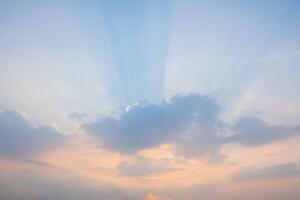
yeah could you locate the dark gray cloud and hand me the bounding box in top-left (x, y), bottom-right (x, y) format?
top-left (117, 157), bottom-right (175, 177)
top-left (224, 117), bottom-right (300, 146)
top-left (0, 110), bottom-right (64, 157)
top-left (83, 94), bottom-right (221, 154)
top-left (233, 163), bottom-right (300, 181)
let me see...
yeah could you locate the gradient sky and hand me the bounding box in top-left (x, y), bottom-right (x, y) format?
top-left (1, 0), bottom-right (300, 200)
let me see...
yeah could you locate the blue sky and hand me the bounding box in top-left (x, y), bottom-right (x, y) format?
top-left (0, 1), bottom-right (300, 200)
top-left (1, 0), bottom-right (300, 132)
top-left (1, 0), bottom-right (300, 126)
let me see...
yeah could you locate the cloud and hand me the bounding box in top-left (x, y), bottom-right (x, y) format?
top-left (175, 123), bottom-right (224, 160)
top-left (233, 163), bottom-right (300, 181)
top-left (83, 93), bottom-right (300, 158)
top-left (0, 170), bottom-right (141, 200)
top-left (144, 193), bottom-right (173, 200)
top-left (83, 94), bottom-right (221, 154)
top-left (224, 117), bottom-right (300, 146)
top-left (0, 110), bottom-right (64, 157)
top-left (69, 112), bottom-right (87, 121)
top-left (117, 157), bottom-right (174, 177)
top-left (155, 178), bottom-right (300, 200)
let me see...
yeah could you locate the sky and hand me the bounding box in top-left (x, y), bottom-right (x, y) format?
top-left (0, 0), bottom-right (300, 199)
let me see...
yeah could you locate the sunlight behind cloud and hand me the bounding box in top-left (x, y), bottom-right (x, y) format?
top-left (1, 0), bottom-right (300, 199)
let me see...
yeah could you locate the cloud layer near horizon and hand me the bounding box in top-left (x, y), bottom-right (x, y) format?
top-left (0, 169), bottom-right (141, 200)
top-left (1, 94), bottom-right (300, 200)
top-left (234, 163), bottom-right (300, 181)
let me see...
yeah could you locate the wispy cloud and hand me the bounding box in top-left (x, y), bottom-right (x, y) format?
top-left (224, 117), bottom-right (300, 146)
top-left (233, 163), bottom-right (300, 181)
top-left (117, 156), bottom-right (175, 177)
